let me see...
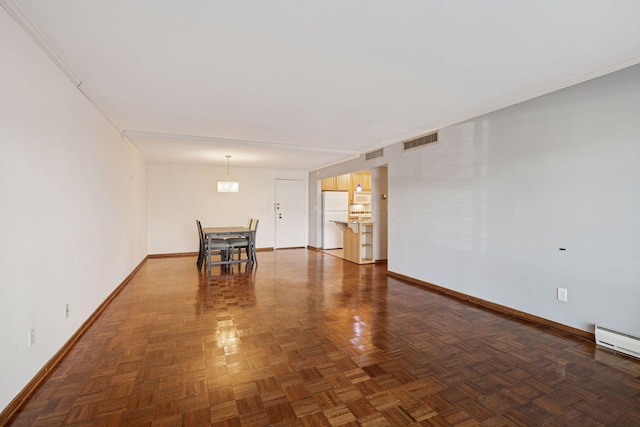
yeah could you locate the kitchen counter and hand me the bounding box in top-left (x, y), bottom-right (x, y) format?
top-left (330, 220), bottom-right (375, 264)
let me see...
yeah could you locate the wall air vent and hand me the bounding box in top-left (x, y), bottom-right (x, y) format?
top-left (403, 132), bottom-right (438, 151)
top-left (365, 148), bottom-right (384, 160)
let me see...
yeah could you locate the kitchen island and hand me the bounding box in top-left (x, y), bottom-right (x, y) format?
top-left (330, 220), bottom-right (375, 264)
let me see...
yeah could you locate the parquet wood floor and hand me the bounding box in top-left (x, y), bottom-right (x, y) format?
top-left (7, 249), bottom-right (640, 426)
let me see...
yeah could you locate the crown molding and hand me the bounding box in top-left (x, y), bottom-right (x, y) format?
top-left (121, 130), bottom-right (361, 155)
top-left (1, 0), bottom-right (81, 86)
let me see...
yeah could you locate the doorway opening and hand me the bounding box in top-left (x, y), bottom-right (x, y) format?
top-left (320, 166), bottom-right (387, 262)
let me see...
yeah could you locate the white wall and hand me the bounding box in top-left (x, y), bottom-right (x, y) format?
top-left (0, 9), bottom-right (148, 411)
top-left (148, 163), bottom-right (307, 254)
top-left (311, 64), bottom-right (640, 335)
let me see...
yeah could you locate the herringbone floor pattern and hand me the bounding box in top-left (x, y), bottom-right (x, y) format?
top-left (7, 250), bottom-right (640, 426)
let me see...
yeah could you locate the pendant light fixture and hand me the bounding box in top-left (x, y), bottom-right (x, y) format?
top-left (217, 155), bottom-right (239, 192)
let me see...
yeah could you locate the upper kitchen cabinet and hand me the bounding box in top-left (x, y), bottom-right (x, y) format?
top-left (348, 170), bottom-right (372, 204)
top-left (322, 174), bottom-right (350, 191)
top-left (350, 171), bottom-right (371, 193)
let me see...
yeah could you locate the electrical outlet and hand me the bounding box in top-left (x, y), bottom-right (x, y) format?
top-left (66, 303), bottom-right (70, 318)
top-left (557, 287), bottom-right (568, 302)
top-left (29, 328), bottom-right (35, 347)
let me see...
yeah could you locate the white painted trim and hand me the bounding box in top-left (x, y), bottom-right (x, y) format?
top-left (1, 0), bottom-right (81, 86)
top-left (121, 130), bottom-right (361, 155)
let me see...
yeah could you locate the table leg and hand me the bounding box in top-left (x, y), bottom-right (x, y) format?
top-left (207, 235), bottom-right (211, 274)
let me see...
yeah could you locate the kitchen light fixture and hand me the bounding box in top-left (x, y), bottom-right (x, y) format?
top-left (356, 183), bottom-right (362, 192)
top-left (217, 155), bottom-right (239, 192)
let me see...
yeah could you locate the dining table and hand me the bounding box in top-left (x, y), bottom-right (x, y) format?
top-left (202, 226), bottom-right (255, 273)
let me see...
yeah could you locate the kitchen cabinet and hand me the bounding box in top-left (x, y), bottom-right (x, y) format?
top-left (333, 221), bottom-right (375, 264)
top-left (350, 171), bottom-right (371, 193)
top-left (322, 171), bottom-right (371, 203)
top-left (322, 174), bottom-right (350, 191)
top-left (336, 174), bottom-right (350, 190)
top-left (348, 171), bottom-right (371, 204)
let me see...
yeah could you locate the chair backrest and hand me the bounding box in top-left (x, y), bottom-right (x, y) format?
top-left (196, 219), bottom-right (205, 245)
top-left (247, 218), bottom-right (253, 229)
top-left (250, 219), bottom-right (259, 250)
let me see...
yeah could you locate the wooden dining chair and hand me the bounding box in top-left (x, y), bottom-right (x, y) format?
top-left (196, 219), bottom-right (205, 268)
top-left (226, 218), bottom-right (255, 262)
top-left (249, 218), bottom-right (259, 264)
top-left (226, 229), bottom-right (250, 263)
top-left (196, 219), bottom-right (230, 269)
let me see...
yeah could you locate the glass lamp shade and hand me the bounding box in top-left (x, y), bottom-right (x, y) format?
top-left (356, 183), bottom-right (362, 192)
top-left (217, 180), bottom-right (239, 192)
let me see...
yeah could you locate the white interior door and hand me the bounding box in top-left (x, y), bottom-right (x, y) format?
top-left (275, 179), bottom-right (306, 249)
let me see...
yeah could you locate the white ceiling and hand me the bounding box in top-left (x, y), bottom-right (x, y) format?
top-left (6, 0), bottom-right (640, 170)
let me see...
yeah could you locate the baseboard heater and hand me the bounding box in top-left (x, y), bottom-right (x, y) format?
top-left (595, 325), bottom-right (640, 359)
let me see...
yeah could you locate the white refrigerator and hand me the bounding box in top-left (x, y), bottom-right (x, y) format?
top-left (322, 191), bottom-right (348, 249)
